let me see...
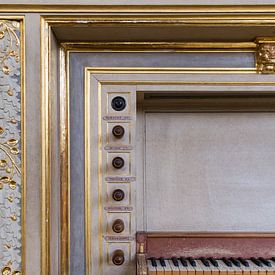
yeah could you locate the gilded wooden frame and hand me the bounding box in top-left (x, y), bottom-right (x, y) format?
top-left (40, 10), bottom-right (275, 275)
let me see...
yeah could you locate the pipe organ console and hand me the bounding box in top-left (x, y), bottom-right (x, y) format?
top-left (98, 89), bottom-right (275, 275)
top-left (98, 78), bottom-right (275, 274)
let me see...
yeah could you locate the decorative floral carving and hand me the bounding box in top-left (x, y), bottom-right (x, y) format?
top-left (256, 39), bottom-right (275, 73)
top-left (0, 20), bottom-right (22, 273)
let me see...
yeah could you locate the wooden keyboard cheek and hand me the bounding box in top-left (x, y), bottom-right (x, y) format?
top-left (196, 270), bottom-right (204, 275)
top-left (179, 269), bottom-right (188, 275)
top-left (164, 269), bottom-right (173, 275)
top-left (251, 270), bottom-right (258, 275)
top-left (149, 269), bottom-right (157, 275)
top-left (212, 270), bottom-right (220, 275)
top-left (187, 269), bottom-right (196, 275)
top-left (204, 270), bottom-right (212, 275)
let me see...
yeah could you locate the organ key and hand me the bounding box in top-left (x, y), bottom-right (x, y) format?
top-left (142, 257), bottom-right (275, 275)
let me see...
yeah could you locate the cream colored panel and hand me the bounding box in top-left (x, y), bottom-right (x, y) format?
top-left (145, 112), bottom-right (275, 231)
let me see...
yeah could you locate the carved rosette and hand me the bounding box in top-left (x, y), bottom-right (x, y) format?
top-left (0, 20), bottom-right (22, 274)
top-left (256, 39), bottom-right (275, 73)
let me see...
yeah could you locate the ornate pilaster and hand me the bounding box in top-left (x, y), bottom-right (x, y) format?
top-left (256, 38), bottom-right (275, 73)
top-left (0, 19), bottom-right (23, 274)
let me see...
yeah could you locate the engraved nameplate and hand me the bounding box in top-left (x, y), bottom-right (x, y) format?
top-left (105, 145), bottom-right (133, 151)
top-left (103, 116), bottom-right (132, 121)
top-left (104, 206), bottom-right (133, 211)
top-left (105, 176), bottom-right (136, 182)
top-left (104, 236), bottom-right (135, 241)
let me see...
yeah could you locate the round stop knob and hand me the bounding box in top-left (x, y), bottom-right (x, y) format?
top-left (111, 96), bottom-right (126, 111)
top-left (112, 219), bottom-right (125, 233)
top-left (112, 157), bottom-right (124, 169)
top-left (112, 125), bottom-right (125, 138)
top-left (112, 250), bottom-right (125, 265)
top-left (112, 189), bottom-right (125, 201)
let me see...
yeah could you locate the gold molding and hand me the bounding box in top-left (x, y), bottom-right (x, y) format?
top-left (62, 42), bottom-right (256, 53)
top-left (40, 16), bottom-right (51, 275)
top-left (4, 5), bottom-right (275, 13)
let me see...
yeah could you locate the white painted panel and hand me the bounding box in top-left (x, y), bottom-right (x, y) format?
top-left (145, 112), bottom-right (275, 231)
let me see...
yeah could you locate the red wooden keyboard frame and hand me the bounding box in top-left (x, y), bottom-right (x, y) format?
top-left (137, 232), bottom-right (275, 258)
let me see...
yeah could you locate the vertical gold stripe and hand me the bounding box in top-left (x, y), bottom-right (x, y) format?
top-left (60, 47), bottom-right (70, 275)
top-left (98, 83), bottom-right (103, 275)
top-left (40, 17), bottom-right (50, 275)
top-left (85, 68), bottom-right (91, 275)
top-left (21, 16), bottom-right (26, 275)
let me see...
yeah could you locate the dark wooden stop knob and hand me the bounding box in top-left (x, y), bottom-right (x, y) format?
top-left (112, 219), bottom-right (125, 233)
top-left (112, 125), bottom-right (125, 138)
top-left (112, 249), bottom-right (125, 265)
top-left (112, 157), bottom-right (124, 169)
top-left (112, 189), bottom-right (125, 201)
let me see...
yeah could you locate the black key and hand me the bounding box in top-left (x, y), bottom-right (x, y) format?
top-left (271, 257), bottom-right (275, 263)
top-left (238, 258), bottom-right (249, 267)
top-left (259, 257), bottom-right (271, 267)
top-left (251, 257), bottom-right (263, 267)
top-left (151, 257), bottom-right (157, 267)
top-left (222, 257), bottom-right (232, 267)
top-left (230, 258), bottom-right (241, 267)
top-left (180, 257), bottom-right (188, 267)
top-left (172, 257), bottom-right (179, 267)
top-left (208, 257), bottom-right (219, 267)
top-left (200, 257), bottom-right (210, 267)
top-left (187, 257), bottom-right (197, 267)
top-left (159, 257), bottom-right (166, 267)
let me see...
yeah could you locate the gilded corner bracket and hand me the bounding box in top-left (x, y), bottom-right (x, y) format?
top-left (0, 18), bottom-right (24, 275)
top-left (256, 38), bottom-right (275, 74)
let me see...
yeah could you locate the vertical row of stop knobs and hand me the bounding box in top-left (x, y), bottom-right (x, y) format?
top-left (111, 96), bottom-right (127, 266)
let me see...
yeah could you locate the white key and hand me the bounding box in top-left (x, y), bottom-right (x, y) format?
top-left (148, 259), bottom-right (157, 275)
top-left (238, 260), bottom-right (251, 275)
top-left (266, 260), bottom-right (275, 275)
top-left (248, 260), bottom-right (266, 275)
top-left (193, 260), bottom-right (204, 275)
top-left (196, 259), bottom-right (212, 275)
top-left (229, 260), bottom-right (242, 275)
top-left (155, 259), bottom-right (165, 275)
top-left (164, 259), bottom-right (173, 275)
top-left (178, 260), bottom-right (188, 275)
top-left (217, 259), bottom-right (235, 275)
top-left (208, 259), bottom-right (220, 275)
top-left (169, 259), bottom-right (180, 275)
top-left (186, 260), bottom-right (196, 275)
